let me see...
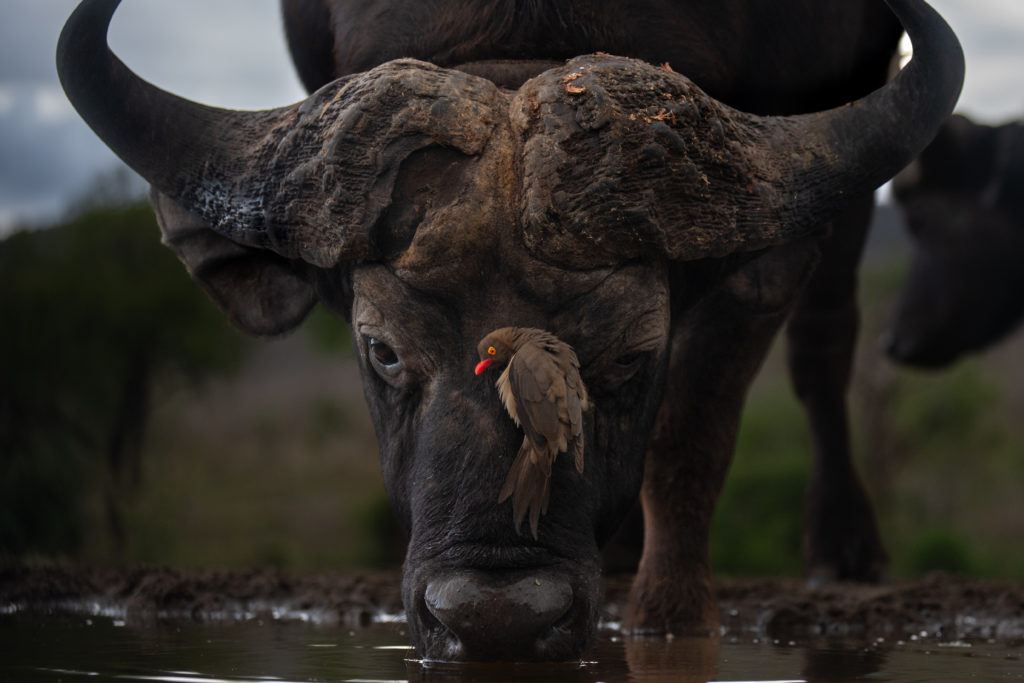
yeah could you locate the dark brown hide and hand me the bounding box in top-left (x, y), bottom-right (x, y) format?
top-left (281, 0), bottom-right (336, 93)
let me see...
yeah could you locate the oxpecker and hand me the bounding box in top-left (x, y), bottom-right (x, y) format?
top-left (475, 327), bottom-right (590, 538)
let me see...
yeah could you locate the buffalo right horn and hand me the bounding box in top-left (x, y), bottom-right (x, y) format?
top-left (513, 0), bottom-right (964, 268)
top-left (57, 0), bottom-right (503, 268)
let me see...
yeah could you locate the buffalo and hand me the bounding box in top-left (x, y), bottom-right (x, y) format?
top-left (888, 114), bottom-right (1024, 368)
top-left (57, 0), bottom-right (963, 662)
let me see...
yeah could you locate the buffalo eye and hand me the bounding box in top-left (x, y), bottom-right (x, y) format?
top-left (594, 351), bottom-right (648, 391)
top-left (367, 337), bottom-right (403, 377)
top-left (614, 352), bottom-right (642, 369)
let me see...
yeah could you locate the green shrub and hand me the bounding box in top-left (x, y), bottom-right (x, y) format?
top-left (712, 376), bottom-right (809, 576)
top-left (904, 529), bottom-right (976, 576)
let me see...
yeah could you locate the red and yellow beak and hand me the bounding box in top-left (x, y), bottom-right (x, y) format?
top-left (474, 358), bottom-right (494, 375)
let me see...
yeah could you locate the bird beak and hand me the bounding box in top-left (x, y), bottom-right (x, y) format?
top-left (475, 358), bottom-right (494, 375)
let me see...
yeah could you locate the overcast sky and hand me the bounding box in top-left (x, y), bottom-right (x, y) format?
top-left (0, 0), bottom-right (303, 234)
top-left (1, 0), bottom-right (1022, 235)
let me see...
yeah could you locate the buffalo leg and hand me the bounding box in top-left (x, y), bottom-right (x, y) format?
top-left (624, 266), bottom-right (796, 634)
top-left (785, 198), bottom-right (888, 584)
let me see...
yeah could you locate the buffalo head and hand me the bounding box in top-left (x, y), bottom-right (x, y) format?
top-left (58, 0), bottom-right (962, 661)
top-left (888, 115), bottom-right (1024, 367)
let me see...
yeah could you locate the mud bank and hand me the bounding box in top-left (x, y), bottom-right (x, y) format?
top-left (3, 562), bottom-right (1023, 642)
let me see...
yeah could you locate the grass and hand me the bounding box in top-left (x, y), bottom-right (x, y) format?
top-left (96, 328), bottom-right (391, 571)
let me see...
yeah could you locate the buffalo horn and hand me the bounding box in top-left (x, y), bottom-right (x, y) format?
top-left (513, 0), bottom-right (964, 267)
top-left (57, 0), bottom-right (502, 268)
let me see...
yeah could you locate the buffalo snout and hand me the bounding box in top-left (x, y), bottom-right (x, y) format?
top-left (414, 569), bottom-right (589, 661)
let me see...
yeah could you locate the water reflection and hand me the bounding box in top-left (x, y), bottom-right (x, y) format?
top-left (2, 613), bottom-right (1022, 682)
top-left (408, 659), bottom-right (622, 682)
top-left (401, 632), bottom-right (716, 682)
top-left (622, 634), bottom-right (720, 682)
top-left (801, 641), bottom-right (888, 681)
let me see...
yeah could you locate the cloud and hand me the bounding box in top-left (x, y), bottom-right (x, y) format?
top-left (0, 87), bottom-right (15, 115)
top-left (0, 0), bottom-right (304, 232)
top-left (33, 85), bottom-right (77, 124)
top-left (0, 1), bottom-right (80, 84)
top-left (0, 83), bottom-right (122, 234)
top-left (929, 0), bottom-right (1024, 122)
top-left (105, 0), bottom-right (305, 109)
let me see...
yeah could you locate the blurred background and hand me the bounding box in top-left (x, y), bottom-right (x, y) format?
top-left (1, 0), bottom-right (1022, 578)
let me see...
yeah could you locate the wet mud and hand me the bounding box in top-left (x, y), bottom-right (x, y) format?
top-left (3, 561), bottom-right (1023, 642)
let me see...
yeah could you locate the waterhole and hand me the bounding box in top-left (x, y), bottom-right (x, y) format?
top-left (2, 612), bottom-right (1022, 682)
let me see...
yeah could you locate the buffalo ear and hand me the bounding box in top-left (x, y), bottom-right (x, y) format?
top-left (151, 189), bottom-right (317, 336)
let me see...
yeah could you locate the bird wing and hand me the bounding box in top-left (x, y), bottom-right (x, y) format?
top-left (553, 345), bottom-right (588, 472)
top-left (566, 388), bottom-right (585, 473)
top-left (508, 345), bottom-right (564, 454)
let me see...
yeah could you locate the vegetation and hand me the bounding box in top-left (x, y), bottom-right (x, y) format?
top-left (712, 255), bottom-right (1024, 580)
top-left (0, 201), bottom-right (250, 558)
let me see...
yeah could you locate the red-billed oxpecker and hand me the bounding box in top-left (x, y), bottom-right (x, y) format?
top-left (475, 328), bottom-right (590, 538)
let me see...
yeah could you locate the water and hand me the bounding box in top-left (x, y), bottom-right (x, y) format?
top-left (1, 612), bottom-right (1022, 682)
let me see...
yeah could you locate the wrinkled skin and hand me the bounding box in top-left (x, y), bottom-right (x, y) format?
top-left (57, 0), bottom-right (963, 662)
top-left (888, 115), bottom-right (1024, 367)
top-left (343, 260), bottom-right (672, 659)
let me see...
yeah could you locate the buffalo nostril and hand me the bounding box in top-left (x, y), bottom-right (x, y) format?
top-left (423, 571), bottom-right (573, 659)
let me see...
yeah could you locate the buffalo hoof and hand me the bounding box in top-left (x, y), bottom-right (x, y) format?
top-left (805, 519), bottom-right (890, 588)
top-left (806, 560), bottom-right (891, 589)
top-left (413, 570), bottom-right (590, 661)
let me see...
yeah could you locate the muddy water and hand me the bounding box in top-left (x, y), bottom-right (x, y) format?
top-left (2, 613), bottom-right (1022, 683)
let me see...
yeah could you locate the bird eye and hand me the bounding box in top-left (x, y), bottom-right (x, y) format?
top-left (488, 346), bottom-right (496, 356)
top-left (368, 337), bottom-right (402, 375)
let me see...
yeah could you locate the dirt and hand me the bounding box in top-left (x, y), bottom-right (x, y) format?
top-left (3, 561), bottom-right (1023, 642)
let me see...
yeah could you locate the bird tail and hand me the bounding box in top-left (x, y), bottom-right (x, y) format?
top-left (498, 440), bottom-right (550, 539)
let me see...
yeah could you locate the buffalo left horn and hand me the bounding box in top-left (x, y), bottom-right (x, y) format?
top-left (513, 0), bottom-right (964, 268)
top-left (57, 0), bottom-right (503, 268)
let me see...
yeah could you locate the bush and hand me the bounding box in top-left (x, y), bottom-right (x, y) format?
top-left (0, 202), bottom-right (249, 558)
top-left (905, 530), bottom-right (976, 576)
